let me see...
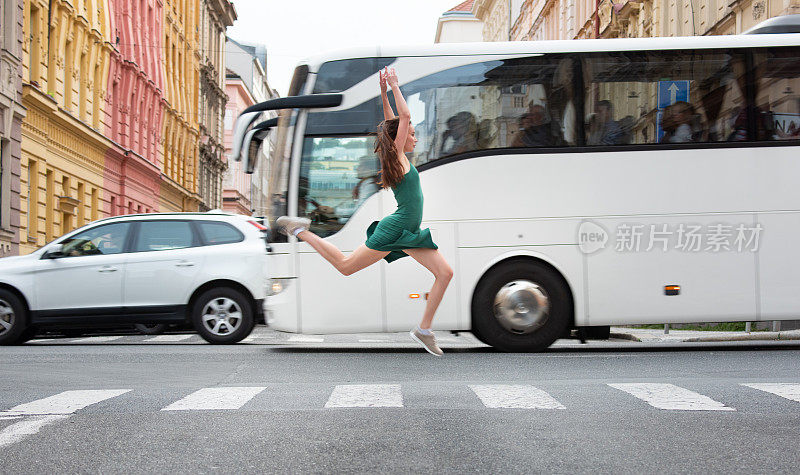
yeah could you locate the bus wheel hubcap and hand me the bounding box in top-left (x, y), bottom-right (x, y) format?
top-left (0, 299), bottom-right (15, 336)
top-left (493, 280), bottom-right (549, 334)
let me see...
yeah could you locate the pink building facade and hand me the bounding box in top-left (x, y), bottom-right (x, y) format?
top-left (222, 74), bottom-right (254, 215)
top-left (103, 0), bottom-right (165, 215)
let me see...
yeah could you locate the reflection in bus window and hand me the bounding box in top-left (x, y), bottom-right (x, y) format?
top-left (298, 137), bottom-right (378, 237)
top-left (753, 48), bottom-right (800, 141)
top-left (401, 55), bottom-right (577, 167)
top-left (582, 50), bottom-right (745, 145)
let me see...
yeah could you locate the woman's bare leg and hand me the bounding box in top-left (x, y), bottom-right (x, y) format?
top-left (296, 230), bottom-right (388, 276)
top-left (403, 248), bottom-right (454, 329)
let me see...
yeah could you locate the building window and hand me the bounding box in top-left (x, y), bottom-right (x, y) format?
top-left (45, 169), bottom-right (53, 240)
top-left (27, 159), bottom-right (38, 239)
top-left (28, 4), bottom-right (41, 82)
top-left (0, 141), bottom-right (4, 229)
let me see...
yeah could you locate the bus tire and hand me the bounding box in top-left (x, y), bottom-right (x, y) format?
top-left (472, 260), bottom-right (571, 352)
top-left (0, 289), bottom-right (28, 346)
top-left (191, 287), bottom-right (254, 344)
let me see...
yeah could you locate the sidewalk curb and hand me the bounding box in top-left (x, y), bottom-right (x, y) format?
top-left (610, 329), bottom-right (800, 343)
top-left (610, 332), bottom-right (642, 342)
top-left (684, 331), bottom-right (800, 342)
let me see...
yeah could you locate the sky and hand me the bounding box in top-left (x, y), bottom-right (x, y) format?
top-left (225, 0), bottom-right (464, 97)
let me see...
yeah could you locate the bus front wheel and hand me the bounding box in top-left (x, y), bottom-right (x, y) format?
top-left (472, 260), bottom-right (572, 352)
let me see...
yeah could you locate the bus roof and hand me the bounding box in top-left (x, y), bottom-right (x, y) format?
top-left (299, 34), bottom-right (800, 72)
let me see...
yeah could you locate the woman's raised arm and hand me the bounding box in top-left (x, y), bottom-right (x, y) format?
top-left (379, 68), bottom-right (395, 121)
top-left (387, 68), bottom-right (410, 153)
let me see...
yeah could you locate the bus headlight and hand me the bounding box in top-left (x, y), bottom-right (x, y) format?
top-left (268, 279), bottom-right (288, 296)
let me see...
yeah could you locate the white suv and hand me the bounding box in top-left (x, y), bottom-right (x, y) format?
top-left (0, 212), bottom-right (270, 344)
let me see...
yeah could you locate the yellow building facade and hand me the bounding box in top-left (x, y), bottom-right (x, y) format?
top-left (476, 0), bottom-right (800, 41)
top-left (160, 0), bottom-right (201, 211)
top-left (20, 0), bottom-right (114, 254)
top-left (19, 0), bottom-right (209, 255)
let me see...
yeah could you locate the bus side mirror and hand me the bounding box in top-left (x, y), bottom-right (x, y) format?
top-left (230, 111), bottom-right (263, 161)
top-left (242, 121), bottom-right (274, 174)
top-left (244, 132), bottom-right (268, 174)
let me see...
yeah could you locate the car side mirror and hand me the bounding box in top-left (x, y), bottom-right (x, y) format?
top-left (44, 243), bottom-right (64, 259)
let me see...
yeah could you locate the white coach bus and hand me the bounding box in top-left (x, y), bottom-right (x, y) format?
top-left (232, 24), bottom-right (800, 351)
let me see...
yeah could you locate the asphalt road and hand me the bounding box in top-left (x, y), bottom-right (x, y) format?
top-left (1, 328), bottom-right (799, 474)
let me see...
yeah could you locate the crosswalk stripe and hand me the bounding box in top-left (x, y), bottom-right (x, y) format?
top-left (469, 385), bottom-right (566, 409)
top-left (0, 390), bottom-right (131, 416)
top-left (162, 387), bottom-right (267, 411)
top-left (325, 384), bottom-right (403, 408)
top-left (241, 334), bottom-right (276, 343)
top-left (69, 336), bottom-right (124, 344)
top-left (741, 383), bottom-right (800, 403)
top-left (0, 390), bottom-right (130, 449)
top-left (0, 415), bottom-right (69, 448)
top-left (287, 335), bottom-right (324, 343)
top-left (608, 383), bottom-right (734, 411)
top-left (143, 334), bottom-right (194, 343)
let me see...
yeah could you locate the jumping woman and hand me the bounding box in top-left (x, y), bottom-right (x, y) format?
top-left (276, 67), bottom-right (454, 356)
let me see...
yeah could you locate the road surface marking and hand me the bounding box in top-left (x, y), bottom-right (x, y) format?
top-left (325, 384), bottom-right (403, 408)
top-left (608, 383), bottom-right (734, 411)
top-left (0, 390), bottom-right (131, 449)
top-left (287, 335), bottom-right (324, 343)
top-left (469, 385), bottom-right (566, 409)
top-left (0, 415), bottom-right (69, 448)
top-left (69, 336), bottom-right (124, 344)
top-left (143, 334), bottom-right (194, 342)
top-left (0, 390), bottom-right (131, 416)
top-left (162, 387), bottom-right (267, 411)
top-left (358, 339), bottom-right (388, 343)
top-left (241, 334), bottom-right (277, 343)
top-left (741, 383), bottom-right (800, 403)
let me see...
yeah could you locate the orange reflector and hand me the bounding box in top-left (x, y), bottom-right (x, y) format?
top-left (665, 285), bottom-right (681, 296)
top-left (409, 294), bottom-right (420, 299)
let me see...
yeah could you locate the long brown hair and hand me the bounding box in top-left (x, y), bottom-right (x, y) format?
top-left (374, 118), bottom-right (405, 189)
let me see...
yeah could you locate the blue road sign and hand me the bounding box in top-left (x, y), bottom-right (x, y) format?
top-left (657, 80), bottom-right (690, 109)
top-left (656, 110), bottom-right (665, 142)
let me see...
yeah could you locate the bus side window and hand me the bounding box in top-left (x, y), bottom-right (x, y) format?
top-left (582, 50), bottom-right (745, 145)
top-left (753, 47), bottom-right (800, 141)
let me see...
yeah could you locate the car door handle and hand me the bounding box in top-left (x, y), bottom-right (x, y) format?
top-left (175, 261), bottom-right (195, 267)
top-left (98, 266), bottom-right (118, 273)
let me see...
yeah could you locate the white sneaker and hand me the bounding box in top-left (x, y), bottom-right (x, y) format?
top-left (410, 328), bottom-right (443, 356)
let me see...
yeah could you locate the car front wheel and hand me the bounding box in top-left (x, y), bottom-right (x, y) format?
top-left (191, 288), bottom-right (254, 344)
top-left (0, 289), bottom-right (28, 345)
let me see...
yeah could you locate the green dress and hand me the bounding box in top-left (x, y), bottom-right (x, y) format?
top-left (365, 163), bottom-right (438, 263)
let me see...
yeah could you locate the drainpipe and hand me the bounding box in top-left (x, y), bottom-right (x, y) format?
top-left (508, 0), bottom-right (513, 41)
top-left (594, 0), bottom-right (600, 38)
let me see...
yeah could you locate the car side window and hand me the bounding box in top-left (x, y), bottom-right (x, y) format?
top-left (134, 221), bottom-right (196, 252)
top-left (60, 222), bottom-right (131, 257)
top-left (198, 221), bottom-right (244, 245)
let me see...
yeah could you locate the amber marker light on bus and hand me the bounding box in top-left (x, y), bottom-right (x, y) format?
top-left (409, 294), bottom-right (420, 299)
top-left (665, 285), bottom-right (681, 296)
